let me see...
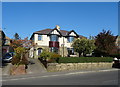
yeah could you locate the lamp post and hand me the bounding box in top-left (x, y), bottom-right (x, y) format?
top-left (62, 37), bottom-right (65, 57)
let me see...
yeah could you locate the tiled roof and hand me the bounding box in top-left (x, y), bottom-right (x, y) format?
top-left (34, 29), bottom-right (52, 34)
top-left (34, 29), bottom-right (69, 36)
top-left (31, 28), bottom-right (86, 39)
top-left (60, 30), bottom-right (69, 36)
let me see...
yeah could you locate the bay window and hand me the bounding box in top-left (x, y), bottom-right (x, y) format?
top-left (38, 35), bottom-right (42, 41)
top-left (50, 35), bottom-right (58, 41)
top-left (67, 36), bottom-right (74, 42)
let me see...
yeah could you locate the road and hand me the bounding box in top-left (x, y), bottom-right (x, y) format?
top-left (2, 69), bottom-right (119, 85)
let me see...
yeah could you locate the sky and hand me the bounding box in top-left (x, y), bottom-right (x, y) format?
top-left (2, 2), bottom-right (118, 39)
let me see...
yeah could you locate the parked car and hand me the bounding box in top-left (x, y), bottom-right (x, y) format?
top-left (112, 57), bottom-right (120, 68)
top-left (2, 52), bottom-right (15, 62)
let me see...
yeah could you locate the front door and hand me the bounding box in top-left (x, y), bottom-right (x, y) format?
top-left (67, 48), bottom-right (74, 56)
top-left (38, 48), bottom-right (42, 56)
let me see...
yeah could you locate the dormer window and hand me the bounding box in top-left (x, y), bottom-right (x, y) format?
top-left (67, 36), bottom-right (74, 43)
top-left (50, 35), bottom-right (59, 41)
top-left (38, 35), bottom-right (42, 41)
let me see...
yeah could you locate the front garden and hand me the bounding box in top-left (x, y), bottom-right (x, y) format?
top-left (38, 52), bottom-right (114, 72)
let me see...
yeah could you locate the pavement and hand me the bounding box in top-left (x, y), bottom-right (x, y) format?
top-left (1, 61), bottom-right (119, 85)
top-left (2, 63), bottom-right (12, 76)
top-left (1, 58), bottom-right (119, 77)
top-left (2, 58), bottom-right (47, 76)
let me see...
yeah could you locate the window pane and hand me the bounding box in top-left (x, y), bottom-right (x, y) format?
top-left (38, 35), bottom-right (42, 40)
top-left (50, 35), bottom-right (58, 41)
top-left (68, 37), bottom-right (74, 42)
top-left (67, 48), bottom-right (74, 55)
top-left (50, 47), bottom-right (58, 53)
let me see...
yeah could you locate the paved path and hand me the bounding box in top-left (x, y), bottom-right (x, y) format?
top-left (2, 63), bottom-right (12, 76)
top-left (26, 58), bottom-right (47, 74)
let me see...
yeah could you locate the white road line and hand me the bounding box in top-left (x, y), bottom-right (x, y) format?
top-left (2, 69), bottom-right (119, 82)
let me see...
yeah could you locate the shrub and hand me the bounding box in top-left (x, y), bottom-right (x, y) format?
top-left (110, 54), bottom-right (120, 58)
top-left (15, 47), bottom-right (25, 54)
top-left (19, 53), bottom-right (29, 65)
top-left (11, 47), bottom-right (28, 65)
top-left (38, 50), bottom-right (51, 60)
top-left (11, 56), bottom-right (20, 65)
top-left (50, 53), bottom-right (61, 59)
top-left (50, 57), bottom-right (113, 63)
top-left (38, 50), bottom-right (61, 63)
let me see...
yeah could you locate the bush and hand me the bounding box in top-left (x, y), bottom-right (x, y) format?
top-left (38, 50), bottom-right (51, 60)
top-left (19, 53), bottom-right (29, 65)
top-left (11, 56), bottom-right (20, 65)
top-left (110, 54), bottom-right (120, 58)
top-left (15, 47), bottom-right (25, 54)
top-left (50, 57), bottom-right (113, 63)
top-left (50, 53), bottom-right (61, 63)
top-left (38, 50), bottom-right (61, 63)
top-left (50, 53), bottom-right (61, 59)
top-left (11, 47), bottom-right (28, 65)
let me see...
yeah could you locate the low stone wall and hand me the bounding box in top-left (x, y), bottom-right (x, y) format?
top-left (47, 62), bottom-right (113, 72)
top-left (10, 65), bottom-right (26, 75)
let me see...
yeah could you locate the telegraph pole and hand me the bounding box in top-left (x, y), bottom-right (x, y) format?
top-left (0, 29), bottom-right (2, 67)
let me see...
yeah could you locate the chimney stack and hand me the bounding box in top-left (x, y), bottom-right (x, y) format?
top-left (56, 25), bottom-right (60, 31)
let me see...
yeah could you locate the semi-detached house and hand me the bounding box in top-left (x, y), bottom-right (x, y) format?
top-left (30, 25), bottom-right (86, 58)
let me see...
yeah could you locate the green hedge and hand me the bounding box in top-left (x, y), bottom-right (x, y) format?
top-left (53, 57), bottom-right (113, 63)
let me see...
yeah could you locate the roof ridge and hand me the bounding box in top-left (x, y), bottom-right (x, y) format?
top-left (35, 28), bottom-right (52, 32)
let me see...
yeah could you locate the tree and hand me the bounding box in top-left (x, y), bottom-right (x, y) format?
top-left (14, 33), bottom-right (20, 40)
top-left (83, 39), bottom-right (96, 56)
top-left (10, 37), bottom-right (32, 50)
top-left (94, 30), bottom-right (117, 56)
top-left (72, 38), bottom-right (96, 57)
top-left (10, 37), bottom-right (32, 66)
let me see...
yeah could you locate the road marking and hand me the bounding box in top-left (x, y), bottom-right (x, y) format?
top-left (2, 69), bottom-right (119, 82)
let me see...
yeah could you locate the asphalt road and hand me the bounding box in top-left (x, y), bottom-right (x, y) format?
top-left (2, 69), bottom-right (119, 85)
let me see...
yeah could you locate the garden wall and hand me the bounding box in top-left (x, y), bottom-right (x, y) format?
top-left (47, 62), bottom-right (113, 72)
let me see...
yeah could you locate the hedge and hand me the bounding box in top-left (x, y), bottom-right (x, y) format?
top-left (52, 57), bottom-right (113, 63)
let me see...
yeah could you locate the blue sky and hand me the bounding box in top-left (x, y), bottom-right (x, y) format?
top-left (2, 2), bottom-right (118, 39)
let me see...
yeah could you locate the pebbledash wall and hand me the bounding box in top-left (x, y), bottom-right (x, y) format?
top-left (47, 62), bottom-right (113, 72)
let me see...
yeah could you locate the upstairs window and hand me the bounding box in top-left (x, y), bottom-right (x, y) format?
top-left (50, 35), bottom-right (58, 41)
top-left (67, 36), bottom-right (74, 43)
top-left (38, 35), bottom-right (42, 41)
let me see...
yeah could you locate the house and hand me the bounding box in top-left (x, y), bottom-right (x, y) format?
top-left (115, 35), bottom-right (120, 49)
top-left (30, 25), bottom-right (86, 58)
top-left (0, 29), bottom-right (6, 46)
top-left (0, 29), bottom-right (6, 59)
top-left (0, 29), bottom-right (13, 57)
top-left (2, 36), bottom-right (14, 56)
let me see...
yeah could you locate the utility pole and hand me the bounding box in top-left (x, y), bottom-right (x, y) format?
top-left (0, 30), bottom-right (2, 58)
top-left (0, 29), bottom-right (3, 67)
